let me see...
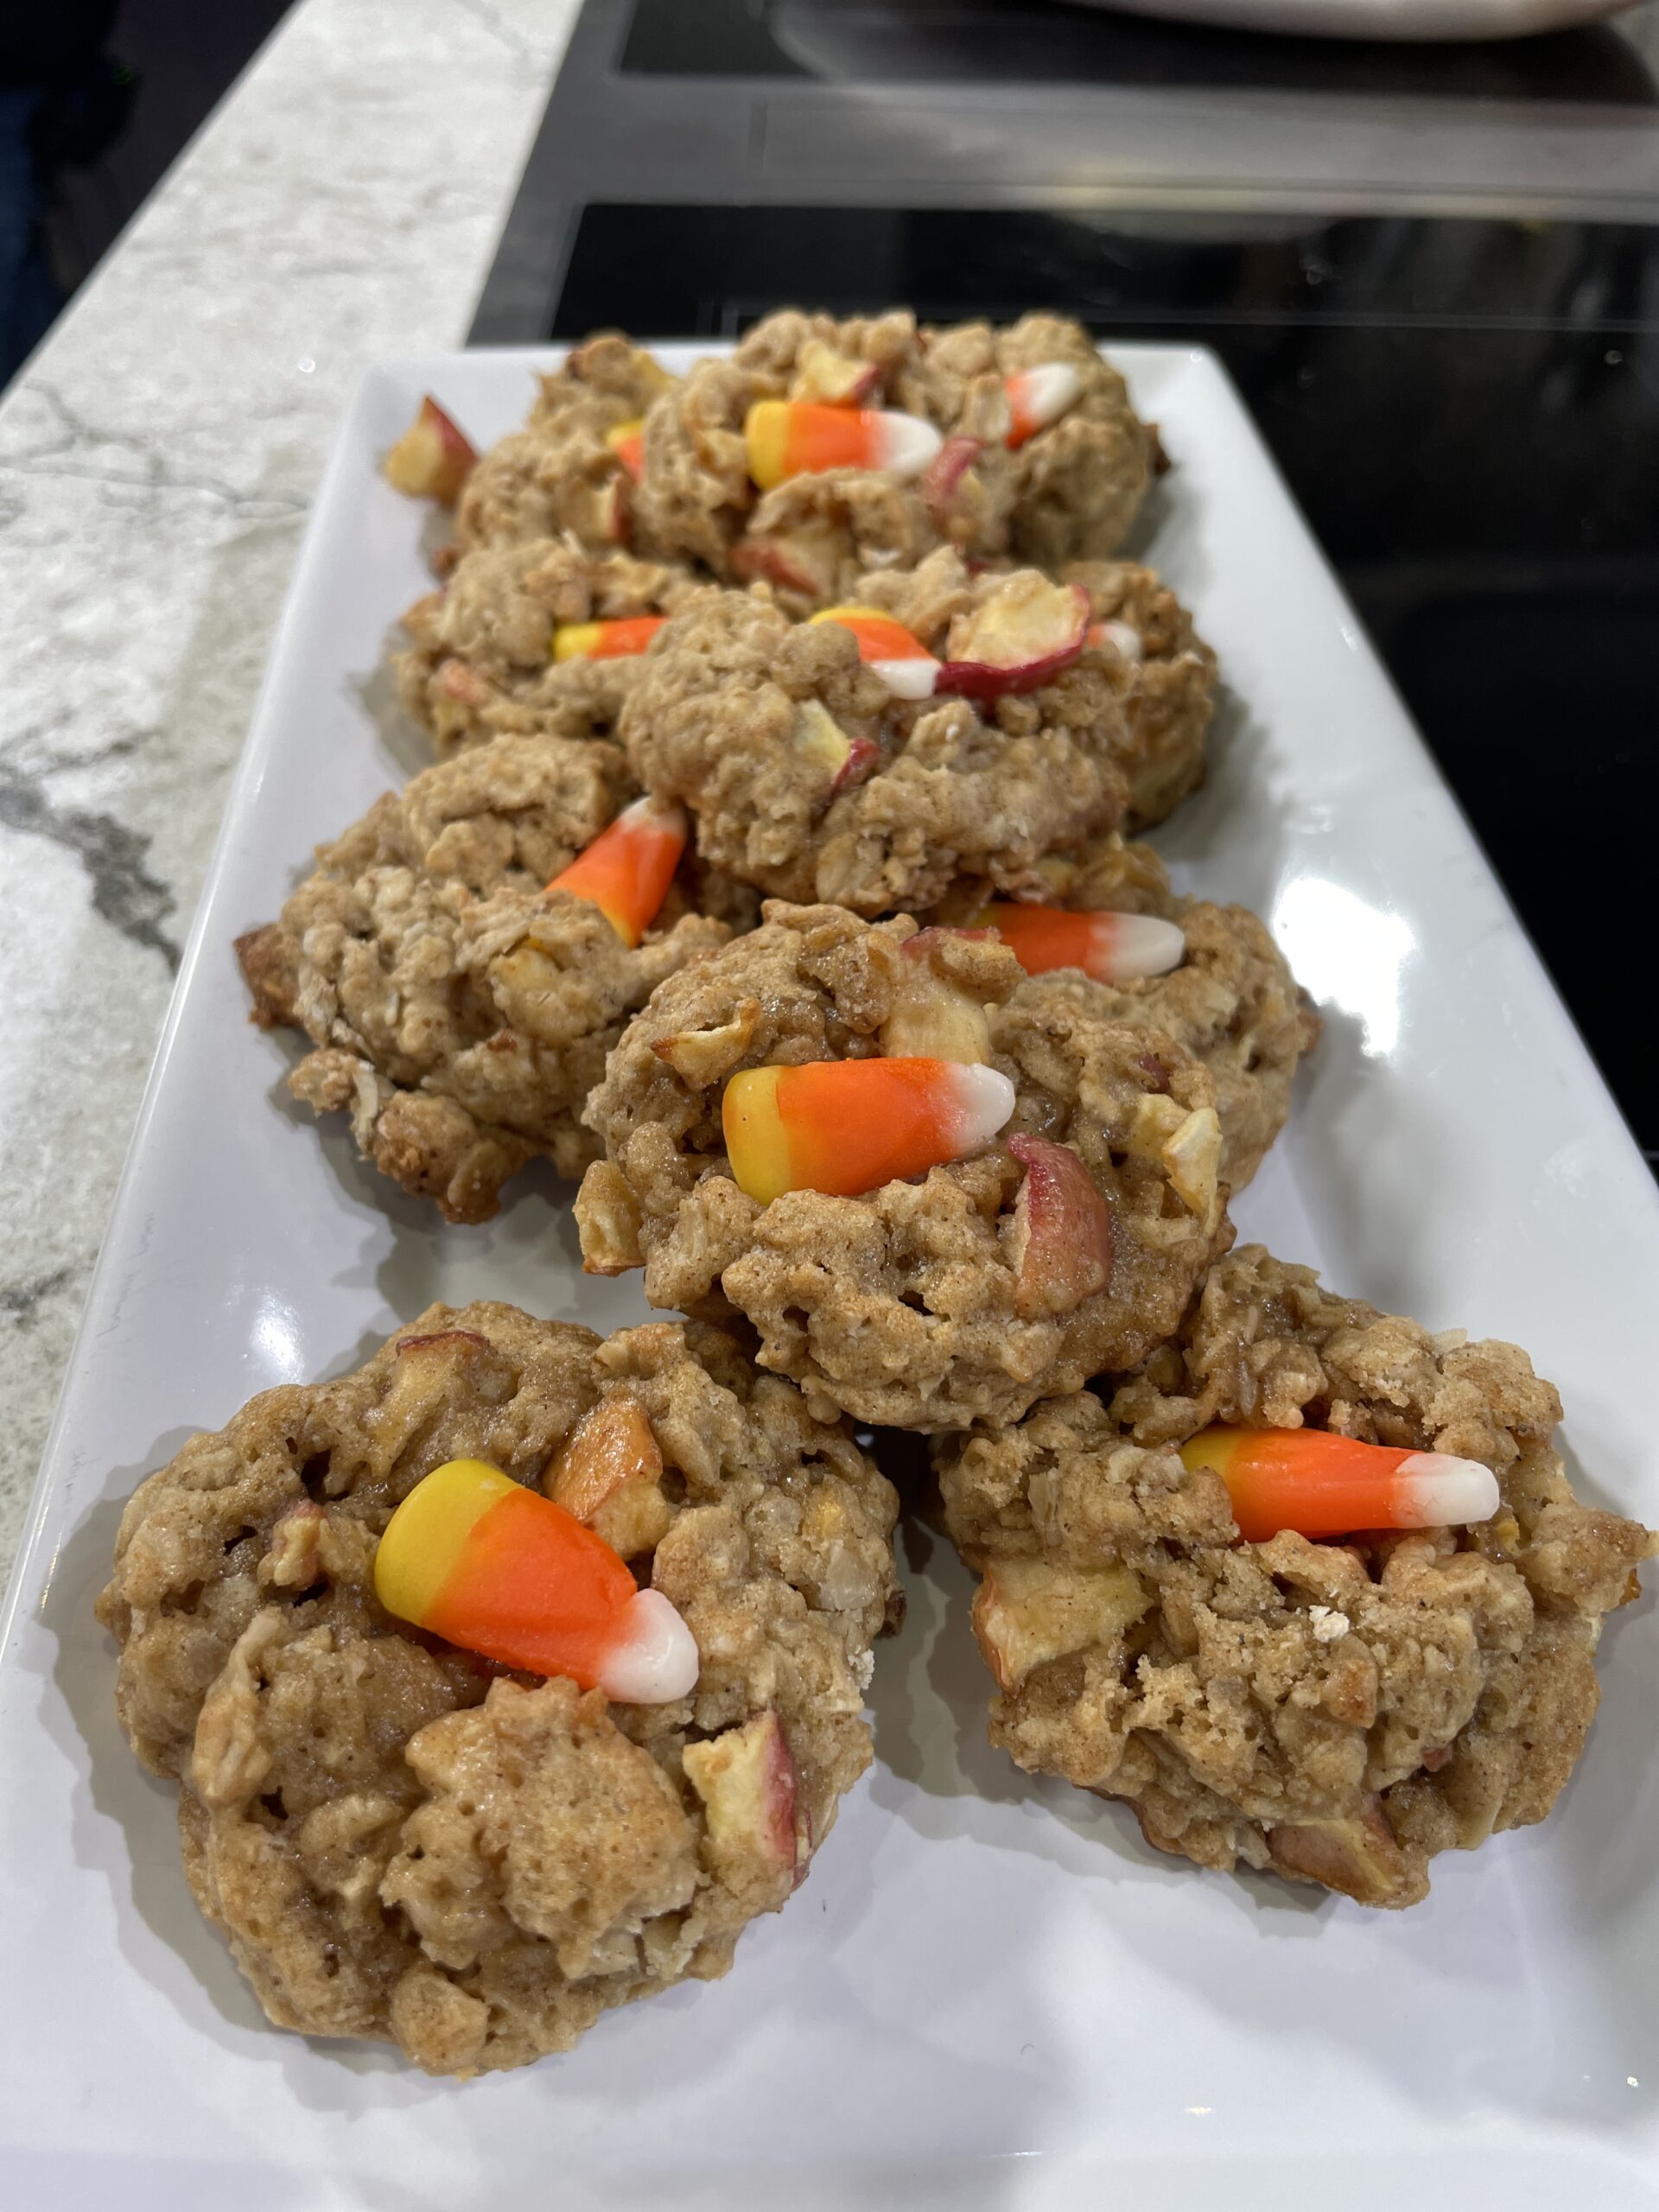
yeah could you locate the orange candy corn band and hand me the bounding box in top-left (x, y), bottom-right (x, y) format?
top-left (722, 1057), bottom-right (1015, 1204)
top-left (372, 1459), bottom-right (699, 1705)
top-left (1180, 1427), bottom-right (1501, 1542)
top-left (808, 607), bottom-right (935, 664)
top-left (545, 795), bottom-right (687, 947)
top-left (978, 903), bottom-right (1185, 987)
top-left (1003, 364), bottom-right (1082, 450)
top-left (605, 419), bottom-right (645, 483)
top-left (808, 606), bottom-right (941, 699)
top-left (745, 400), bottom-right (942, 491)
top-left (551, 615), bottom-right (666, 664)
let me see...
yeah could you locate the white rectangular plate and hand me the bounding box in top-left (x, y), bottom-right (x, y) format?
top-left (3, 345), bottom-right (1658, 2211)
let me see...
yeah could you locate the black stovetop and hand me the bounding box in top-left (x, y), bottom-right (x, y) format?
top-left (476, 1), bottom-right (1659, 1168)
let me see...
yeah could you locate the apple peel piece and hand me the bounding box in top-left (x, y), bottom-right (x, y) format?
top-left (384, 397), bottom-right (478, 505)
top-left (791, 697), bottom-right (880, 795)
top-left (924, 434), bottom-right (988, 522)
top-left (790, 340), bottom-right (881, 407)
top-left (937, 576), bottom-right (1091, 699)
top-left (731, 528), bottom-right (843, 604)
top-left (878, 930), bottom-right (993, 1064)
top-left (972, 1555), bottom-right (1150, 1691)
top-left (1268, 1797), bottom-right (1421, 1907)
top-left (683, 1711), bottom-right (804, 1882)
top-left (545, 1395), bottom-right (672, 1560)
top-left (1006, 1133), bottom-right (1115, 1319)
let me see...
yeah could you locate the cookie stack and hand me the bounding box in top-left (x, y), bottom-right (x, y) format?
top-left (97, 311), bottom-right (1651, 2078)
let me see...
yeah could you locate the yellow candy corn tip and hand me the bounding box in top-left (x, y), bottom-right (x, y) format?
top-left (374, 1459), bottom-right (517, 1625)
top-left (552, 621), bottom-right (604, 664)
top-left (604, 417), bottom-right (644, 448)
top-left (722, 1066), bottom-right (792, 1204)
top-left (808, 604), bottom-right (896, 627)
top-left (745, 401), bottom-right (791, 492)
top-left (591, 892), bottom-right (640, 948)
top-left (1179, 1430), bottom-right (1244, 1481)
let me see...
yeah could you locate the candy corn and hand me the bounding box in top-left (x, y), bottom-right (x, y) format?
top-left (1004, 364), bottom-right (1082, 450)
top-left (745, 400), bottom-right (943, 492)
top-left (605, 418), bottom-right (645, 483)
top-left (808, 605), bottom-right (942, 700)
top-left (546, 794), bottom-right (686, 947)
top-left (1179, 1427), bottom-right (1501, 1543)
top-left (551, 615), bottom-right (666, 663)
top-left (1088, 619), bottom-right (1143, 663)
top-left (981, 903), bottom-right (1185, 985)
top-left (722, 1057), bottom-right (1015, 1204)
top-left (373, 1458), bottom-right (699, 1703)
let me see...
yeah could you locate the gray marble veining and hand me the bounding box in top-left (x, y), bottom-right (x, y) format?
top-left (0, 0), bottom-right (578, 1594)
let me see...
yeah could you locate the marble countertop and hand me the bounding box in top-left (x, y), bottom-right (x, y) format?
top-left (0, 0), bottom-right (578, 1593)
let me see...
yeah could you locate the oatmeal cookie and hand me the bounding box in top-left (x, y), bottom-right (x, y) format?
top-left (397, 539), bottom-right (700, 758)
top-left (637, 309), bottom-right (1155, 605)
top-left (577, 902), bottom-right (1230, 1430)
top-left (95, 1305), bottom-right (899, 2074)
top-left (931, 833), bottom-right (1319, 1194)
top-left (846, 549), bottom-right (1216, 834)
top-left (455, 315), bottom-right (1155, 608)
top-left (236, 735), bottom-right (731, 1224)
top-left (936, 1245), bottom-right (1654, 1908)
top-left (1061, 561), bottom-right (1217, 829)
top-left (454, 334), bottom-right (677, 554)
top-left (619, 585), bottom-right (1131, 917)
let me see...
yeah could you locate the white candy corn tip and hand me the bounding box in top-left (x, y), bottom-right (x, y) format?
top-left (620, 793), bottom-right (689, 839)
top-left (942, 1062), bottom-right (1018, 1153)
top-left (1395, 1452), bottom-right (1501, 1529)
top-left (1009, 362), bottom-right (1082, 434)
top-left (874, 410), bottom-right (944, 480)
top-left (870, 656), bottom-right (939, 700)
top-left (1095, 912), bottom-right (1185, 982)
top-left (596, 1589), bottom-right (700, 1705)
top-left (1094, 619), bottom-right (1143, 664)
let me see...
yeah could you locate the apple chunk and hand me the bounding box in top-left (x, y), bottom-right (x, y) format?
top-left (937, 575), bottom-right (1091, 699)
top-left (545, 1395), bottom-right (671, 1560)
top-left (383, 396), bottom-right (478, 505)
top-left (1268, 1798), bottom-right (1419, 1907)
top-left (683, 1711), bottom-right (804, 1882)
top-left (731, 527), bottom-right (842, 604)
top-left (791, 697), bottom-right (880, 795)
top-left (1006, 1133), bottom-right (1114, 1319)
top-left (972, 1556), bottom-right (1149, 1692)
top-left (879, 929), bottom-right (993, 1064)
top-left (924, 434), bottom-right (987, 523)
top-left (790, 340), bottom-right (880, 407)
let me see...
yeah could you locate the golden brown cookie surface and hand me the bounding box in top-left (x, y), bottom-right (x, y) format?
top-left (97, 1305), bottom-right (899, 2074)
top-left (936, 1246), bottom-right (1654, 1907)
top-left (620, 588), bottom-right (1131, 918)
top-left (451, 314), bottom-right (1156, 607)
top-left (237, 734), bottom-right (730, 1222)
top-left (397, 540), bottom-right (701, 758)
top-left (936, 832), bottom-right (1319, 1197)
top-left (579, 903), bottom-right (1230, 1430)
